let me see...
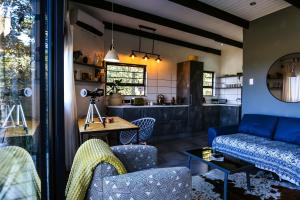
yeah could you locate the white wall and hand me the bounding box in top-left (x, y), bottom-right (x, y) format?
top-left (220, 45), bottom-right (243, 75)
top-left (73, 25), bottom-right (105, 117)
top-left (104, 30), bottom-right (221, 103)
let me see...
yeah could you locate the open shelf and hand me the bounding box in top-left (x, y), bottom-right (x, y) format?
top-left (216, 87), bottom-right (242, 89)
top-left (75, 80), bottom-right (104, 84)
top-left (74, 61), bottom-right (105, 69)
top-left (217, 74), bottom-right (243, 79)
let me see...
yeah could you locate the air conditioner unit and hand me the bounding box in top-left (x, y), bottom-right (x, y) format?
top-left (70, 9), bottom-right (104, 37)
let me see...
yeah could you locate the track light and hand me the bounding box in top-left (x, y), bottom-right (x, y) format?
top-left (143, 54), bottom-right (149, 61)
top-left (130, 51), bottom-right (136, 59)
top-left (155, 56), bottom-right (162, 63)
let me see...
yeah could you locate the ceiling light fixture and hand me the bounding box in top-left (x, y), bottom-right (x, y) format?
top-left (130, 51), bottom-right (136, 59)
top-left (155, 56), bottom-right (162, 63)
top-left (104, 0), bottom-right (120, 62)
top-left (129, 25), bottom-right (162, 63)
top-left (143, 54), bottom-right (149, 61)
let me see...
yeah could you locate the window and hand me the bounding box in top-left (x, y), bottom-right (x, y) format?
top-left (0, 0), bottom-right (56, 198)
top-left (203, 71), bottom-right (214, 96)
top-left (106, 63), bottom-right (146, 96)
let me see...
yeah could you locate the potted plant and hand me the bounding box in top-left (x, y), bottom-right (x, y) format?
top-left (107, 79), bottom-right (123, 106)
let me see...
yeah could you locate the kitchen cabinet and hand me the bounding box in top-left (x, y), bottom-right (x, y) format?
top-left (107, 105), bottom-right (189, 142)
top-left (202, 105), bottom-right (241, 130)
top-left (202, 106), bottom-right (220, 129)
top-left (219, 106), bottom-right (241, 127)
top-left (177, 61), bottom-right (204, 132)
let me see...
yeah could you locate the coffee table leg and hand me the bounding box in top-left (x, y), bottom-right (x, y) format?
top-left (246, 172), bottom-right (251, 191)
top-left (224, 173), bottom-right (228, 200)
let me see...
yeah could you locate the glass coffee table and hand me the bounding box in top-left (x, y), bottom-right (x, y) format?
top-left (185, 147), bottom-right (254, 200)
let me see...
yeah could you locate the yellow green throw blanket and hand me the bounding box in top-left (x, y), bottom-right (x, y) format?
top-left (0, 146), bottom-right (41, 200)
top-left (65, 139), bottom-right (127, 200)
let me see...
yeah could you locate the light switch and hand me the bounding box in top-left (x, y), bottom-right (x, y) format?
top-left (249, 78), bottom-right (254, 85)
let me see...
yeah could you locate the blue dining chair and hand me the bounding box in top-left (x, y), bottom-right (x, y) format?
top-left (119, 117), bottom-right (156, 145)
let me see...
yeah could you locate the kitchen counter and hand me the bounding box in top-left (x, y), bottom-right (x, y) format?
top-left (107, 105), bottom-right (190, 142)
top-left (107, 104), bottom-right (189, 108)
top-left (202, 103), bottom-right (241, 107)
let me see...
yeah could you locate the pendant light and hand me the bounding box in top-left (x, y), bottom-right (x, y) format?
top-left (129, 25), bottom-right (162, 63)
top-left (104, 0), bottom-right (119, 62)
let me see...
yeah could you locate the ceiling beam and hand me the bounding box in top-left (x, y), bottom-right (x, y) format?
top-left (70, 0), bottom-right (243, 48)
top-left (103, 22), bottom-right (221, 55)
top-left (284, 0), bottom-right (300, 9)
top-left (168, 0), bottom-right (249, 29)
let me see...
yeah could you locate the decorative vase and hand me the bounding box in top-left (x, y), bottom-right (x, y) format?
top-left (109, 93), bottom-right (123, 106)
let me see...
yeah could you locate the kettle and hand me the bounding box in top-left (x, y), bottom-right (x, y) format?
top-left (157, 94), bottom-right (165, 105)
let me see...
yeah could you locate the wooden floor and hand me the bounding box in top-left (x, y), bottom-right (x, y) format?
top-left (150, 132), bottom-right (209, 175)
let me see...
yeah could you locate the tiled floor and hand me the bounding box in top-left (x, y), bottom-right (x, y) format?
top-left (150, 133), bottom-right (210, 175)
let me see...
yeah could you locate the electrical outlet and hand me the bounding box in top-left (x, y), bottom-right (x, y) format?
top-left (249, 78), bottom-right (254, 85)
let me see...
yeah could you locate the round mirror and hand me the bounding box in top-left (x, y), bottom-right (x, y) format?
top-left (267, 53), bottom-right (300, 103)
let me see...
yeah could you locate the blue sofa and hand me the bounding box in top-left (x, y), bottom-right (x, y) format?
top-left (208, 114), bottom-right (300, 186)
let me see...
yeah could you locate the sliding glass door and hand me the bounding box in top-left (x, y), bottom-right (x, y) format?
top-left (0, 0), bottom-right (65, 199)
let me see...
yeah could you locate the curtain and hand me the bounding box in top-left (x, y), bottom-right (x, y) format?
top-left (64, 12), bottom-right (78, 169)
top-left (282, 63), bottom-right (300, 102)
top-left (283, 77), bottom-right (300, 102)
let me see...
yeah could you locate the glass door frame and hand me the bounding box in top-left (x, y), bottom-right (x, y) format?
top-left (40, 0), bottom-right (66, 199)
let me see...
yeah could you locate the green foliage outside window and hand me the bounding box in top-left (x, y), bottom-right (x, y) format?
top-left (106, 63), bottom-right (146, 96)
top-left (203, 71), bottom-right (214, 96)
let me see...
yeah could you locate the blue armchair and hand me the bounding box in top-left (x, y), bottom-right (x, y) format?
top-left (86, 145), bottom-right (192, 200)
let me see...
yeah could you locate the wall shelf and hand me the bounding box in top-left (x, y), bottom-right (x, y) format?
top-left (75, 80), bottom-right (104, 84)
top-left (216, 87), bottom-right (242, 89)
top-left (74, 61), bottom-right (105, 69)
top-left (217, 74), bottom-right (243, 79)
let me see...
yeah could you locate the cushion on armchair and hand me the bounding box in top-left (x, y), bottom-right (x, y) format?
top-left (274, 117), bottom-right (300, 145)
top-left (238, 114), bottom-right (278, 138)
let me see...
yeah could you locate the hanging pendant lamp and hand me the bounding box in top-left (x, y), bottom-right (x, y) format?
top-left (104, 0), bottom-right (119, 62)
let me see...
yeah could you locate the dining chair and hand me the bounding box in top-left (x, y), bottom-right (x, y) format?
top-left (119, 117), bottom-right (156, 145)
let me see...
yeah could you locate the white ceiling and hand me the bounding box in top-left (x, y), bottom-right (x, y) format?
top-left (72, 0), bottom-right (291, 52)
top-left (198, 0), bottom-right (290, 21)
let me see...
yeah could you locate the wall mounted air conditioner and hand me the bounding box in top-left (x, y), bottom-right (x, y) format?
top-left (70, 9), bottom-right (104, 37)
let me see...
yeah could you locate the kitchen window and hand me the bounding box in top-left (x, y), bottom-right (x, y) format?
top-left (203, 71), bottom-right (214, 96)
top-left (106, 62), bottom-right (146, 96)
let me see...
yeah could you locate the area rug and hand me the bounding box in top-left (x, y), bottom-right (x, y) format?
top-left (192, 169), bottom-right (300, 200)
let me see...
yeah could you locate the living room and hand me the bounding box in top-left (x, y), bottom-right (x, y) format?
top-left (0, 0), bottom-right (300, 199)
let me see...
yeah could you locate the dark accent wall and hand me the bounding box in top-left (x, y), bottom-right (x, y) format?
top-left (243, 7), bottom-right (300, 118)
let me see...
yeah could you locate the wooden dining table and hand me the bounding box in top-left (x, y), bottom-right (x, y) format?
top-left (78, 116), bottom-right (139, 145)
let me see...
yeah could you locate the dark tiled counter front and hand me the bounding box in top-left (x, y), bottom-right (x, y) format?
top-left (202, 104), bottom-right (241, 130)
top-left (107, 105), bottom-right (191, 142)
top-left (107, 104), bottom-right (240, 142)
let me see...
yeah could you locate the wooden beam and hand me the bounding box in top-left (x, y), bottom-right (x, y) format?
top-left (103, 22), bottom-right (222, 55)
top-left (168, 0), bottom-right (249, 29)
top-left (70, 0), bottom-right (243, 48)
top-left (284, 0), bottom-right (300, 9)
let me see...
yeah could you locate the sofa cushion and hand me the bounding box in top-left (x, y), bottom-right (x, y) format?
top-left (238, 114), bottom-right (278, 138)
top-left (212, 133), bottom-right (300, 186)
top-left (274, 117), bottom-right (300, 145)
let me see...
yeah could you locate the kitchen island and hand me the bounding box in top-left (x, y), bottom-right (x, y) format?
top-left (107, 104), bottom-right (241, 142)
top-left (107, 105), bottom-right (191, 142)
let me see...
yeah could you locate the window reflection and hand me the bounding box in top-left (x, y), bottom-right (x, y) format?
top-left (0, 0), bottom-right (43, 198)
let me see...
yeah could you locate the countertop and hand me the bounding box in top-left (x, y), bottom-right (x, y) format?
top-left (107, 104), bottom-right (241, 108)
top-left (107, 104), bottom-right (190, 108)
top-left (202, 103), bottom-right (241, 107)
